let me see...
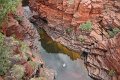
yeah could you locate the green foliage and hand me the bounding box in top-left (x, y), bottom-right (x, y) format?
top-left (0, 0), bottom-right (20, 26)
top-left (12, 37), bottom-right (30, 54)
top-left (66, 27), bottom-right (73, 34)
top-left (28, 61), bottom-right (38, 70)
top-left (79, 21), bottom-right (92, 31)
top-left (108, 28), bottom-right (120, 38)
top-left (78, 35), bottom-right (85, 43)
top-left (11, 54), bottom-right (22, 62)
top-left (0, 32), bottom-right (4, 44)
top-left (67, 0), bottom-right (74, 4)
top-left (11, 64), bottom-right (25, 79)
top-left (14, 14), bottom-right (23, 23)
top-left (30, 77), bottom-right (47, 80)
top-left (108, 69), bottom-right (116, 77)
top-left (19, 41), bottom-right (29, 53)
top-left (0, 33), bottom-right (11, 75)
top-left (10, 38), bottom-right (29, 61)
top-left (32, 54), bottom-right (35, 58)
top-left (30, 77), bottom-right (41, 80)
top-left (18, 41), bottom-right (30, 60)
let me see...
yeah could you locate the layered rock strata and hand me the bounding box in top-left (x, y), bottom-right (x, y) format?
top-left (1, 1), bottom-right (54, 80)
top-left (29, 0), bottom-right (120, 80)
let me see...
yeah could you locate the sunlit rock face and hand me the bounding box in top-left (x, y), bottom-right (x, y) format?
top-left (29, 0), bottom-right (120, 80)
top-left (1, 1), bottom-right (55, 80)
top-left (2, 2), bottom-right (40, 53)
top-left (29, 0), bottom-right (103, 27)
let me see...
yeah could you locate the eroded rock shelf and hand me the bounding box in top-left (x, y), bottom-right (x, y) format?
top-left (29, 0), bottom-right (120, 80)
top-left (0, 0), bottom-right (120, 80)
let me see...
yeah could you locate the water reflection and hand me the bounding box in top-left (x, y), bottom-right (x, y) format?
top-left (38, 28), bottom-right (93, 80)
top-left (38, 28), bottom-right (80, 60)
top-left (23, 5), bottom-right (92, 80)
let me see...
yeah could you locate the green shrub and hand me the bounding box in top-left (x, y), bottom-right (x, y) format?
top-left (66, 27), bottom-right (73, 34)
top-left (19, 41), bottom-right (29, 53)
top-left (30, 77), bottom-right (41, 80)
top-left (67, 0), bottom-right (74, 4)
top-left (0, 32), bottom-right (4, 44)
top-left (11, 64), bottom-right (25, 79)
top-left (0, 0), bottom-right (20, 26)
top-left (79, 21), bottom-right (92, 31)
top-left (14, 14), bottom-right (23, 23)
top-left (32, 54), bottom-right (35, 58)
top-left (108, 69), bottom-right (116, 77)
top-left (11, 54), bottom-right (22, 62)
top-left (28, 61), bottom-right (38, 70)
top-left (12, 54), bottom-right (28, 63)
top-left (20, 42), bottom-right (30, 61)
top-left (0, 33), bottom-right (11, 75)
top-left (108, 28), bottom-right (120, 38)
top-left (78, 35), bottom-right (85, 43)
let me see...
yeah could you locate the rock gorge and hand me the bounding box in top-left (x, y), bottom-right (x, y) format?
top-left (29, 0), bottom-right (120, 80)
top-left (0, 0), bottom-right (120, 80)
top-left (0, 0), bottom-right (54, 80)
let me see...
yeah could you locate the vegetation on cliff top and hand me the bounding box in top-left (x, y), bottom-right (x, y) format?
top-left (107, 27), bottom-right (120, 38)
top-left (10, 64), bottom-right (25, 79)
top-left (79, 21), bottom-right (92, 31)
top-left (0, 34), bottom-right (43, 79)
top-left (0, 33), bottom-right (11, 75)
top-left (0, 0), bottom-right (46, 79)
top-left (0, 0), bottom-right (20, 26)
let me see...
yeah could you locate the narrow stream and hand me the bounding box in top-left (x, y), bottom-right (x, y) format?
top-left (23, 6), bottom-right (93, 80)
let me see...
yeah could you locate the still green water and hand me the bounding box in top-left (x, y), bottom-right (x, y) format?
top-left (39, 28), bottom-right (80, 60)
top-left (23, 5), bottom-right (92, 80)
top-left (38, 28), bottom-right (92, 80)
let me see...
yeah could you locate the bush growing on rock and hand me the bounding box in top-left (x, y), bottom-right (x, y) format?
top-left (65, 27), bottom-right (73, 34)
top-left (28, 61), bottom-right (39, 70)
top-left (19, 41), bottom-right (30, 60)
top-left (10, 64), bottom-right (25, 79)
top-left (0, 0), bottom-right (20, 26)
top-left (0, 33), bottom-right (11, 75)
top-left (14, 14), bottom-right (23, 23)
top-left (108, 69), bottom-right (116, 77)
top-left (78, 35), bottom-right (85, 43)
top-left (79, 21), bottom-right (92, 31)
top-left (30, 77), bottom-right (46, 80)
top-left (67, 0), bottom-right (74, 4)
top-left (108, 27), bottom-right (120, 38)
top-left (19, 41), bottom-right (29, 53)
top-left (24, 61), bottom-right (40, 77)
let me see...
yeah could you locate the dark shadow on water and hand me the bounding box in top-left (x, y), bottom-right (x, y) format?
top-left (38, 28), bottom-right (81, 60)
top-left (37, 27), bottom-right (93, 80)
top-left (23, 5), bottom-right (93, 80)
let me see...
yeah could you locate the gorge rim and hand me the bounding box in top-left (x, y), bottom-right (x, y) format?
top-left (0, 0), bottom-right (120, 80)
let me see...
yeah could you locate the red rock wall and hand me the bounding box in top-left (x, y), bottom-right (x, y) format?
top-left (29, 0), bottom-right (120, 80)
top-left (29, 0), bottom-right (103, 27)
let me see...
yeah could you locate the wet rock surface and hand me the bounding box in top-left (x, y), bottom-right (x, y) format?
top-left (29, 0), bottom-right (120, 80)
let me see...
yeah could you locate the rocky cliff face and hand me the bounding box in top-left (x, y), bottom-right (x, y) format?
top-left (29, 0), bottom-right (120, 80)
top-left (0, 1), bottom-right (54, 80)
top-left (29, 0), bottom-right (103, 27)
